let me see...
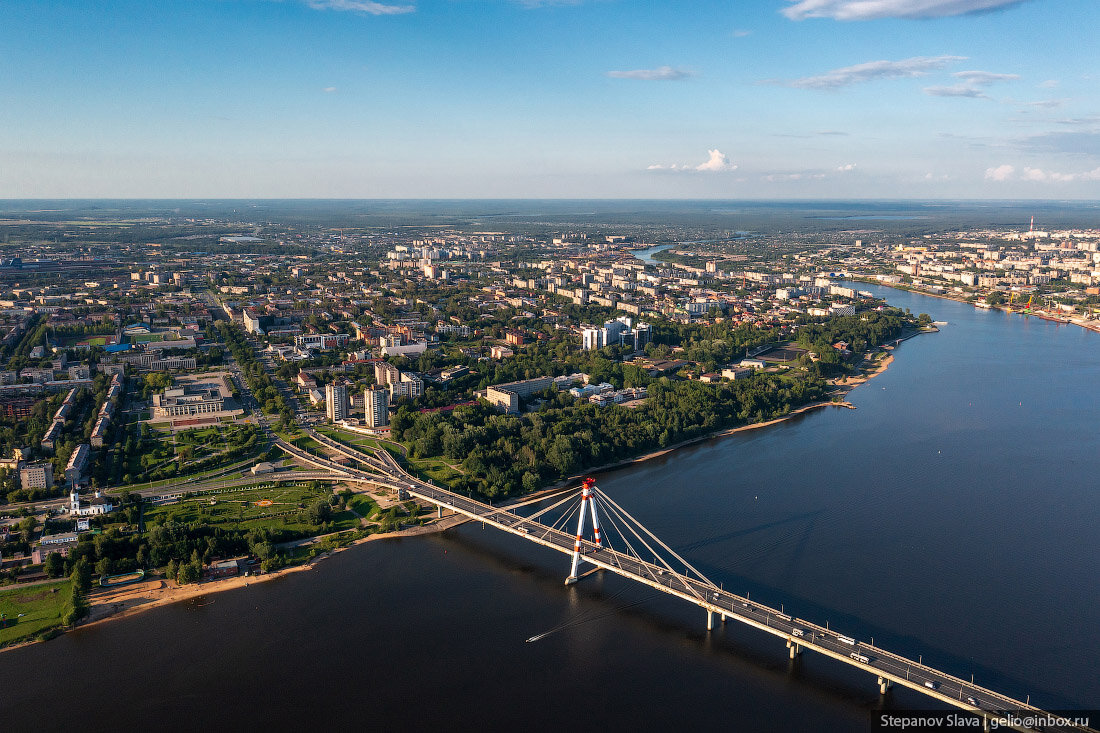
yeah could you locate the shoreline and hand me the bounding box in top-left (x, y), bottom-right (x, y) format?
top-left (0, 484), bottom-right (570, 653)
top-left (849, 278), bottom-right (1100, 335)
top-left (0, 339), bottom-right (910, 653)
top-left (546, 345), bottom-right (900, 487)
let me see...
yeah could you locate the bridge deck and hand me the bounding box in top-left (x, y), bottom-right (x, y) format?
top-left (255, 437), bottom-right (1090, 732)
top-left (389, 473), bottom-right (1088, 733)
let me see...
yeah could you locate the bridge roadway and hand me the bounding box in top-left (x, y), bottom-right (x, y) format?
top-left (99, 425), bottom-right (1088, 731)
top-left (366, 466), bottom-right (1088, 732)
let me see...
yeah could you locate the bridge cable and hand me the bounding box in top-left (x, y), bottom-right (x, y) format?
top-left (594, 489), bottom-right (717, 589)
top-left (550, 496), bottom-right (585, 534)
top-left (592, 495), bottom-right (695, 595)
top-left (525, 488), bottom-right (584, 524)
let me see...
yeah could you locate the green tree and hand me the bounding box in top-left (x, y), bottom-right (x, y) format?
top-left (44, 552), bottom-right (65, 578)
top-left (64, 583), bottom-right (89, 626)
top-left (308, 500), bottom-right (332, 526)
top-left (177, 561), bottom-right (199, 585)
top-left (70, 558), bottom-right (92, 593)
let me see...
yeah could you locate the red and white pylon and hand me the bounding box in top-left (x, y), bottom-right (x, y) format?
top-left (565, 478), bottom-right (602, 585)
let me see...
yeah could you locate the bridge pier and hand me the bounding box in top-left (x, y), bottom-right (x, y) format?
top-left (707, 610), bottom-right (714, 631)
top-left (787, 640), bottom-right (802, 659)
top-left (437, 505), bottom-right (443, 519)
top-left (877, 676), bottom-right (892, 694)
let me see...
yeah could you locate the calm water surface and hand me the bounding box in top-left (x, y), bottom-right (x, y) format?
top-left (2, 286), bottom-right (1097, 732)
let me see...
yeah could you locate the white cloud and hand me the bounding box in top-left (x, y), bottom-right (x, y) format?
top-left (953, 70), bottom-right (1019, 85)
top-left (984, 164), bottom-right (1100, 182)
top-left (1025, 166), bottom-right (1100, 182)
top-left (323, 86), bottom-right (338, 93)
top-left (780, 55), bottom-right (966, 89)
top-left (731, 29), bottom-right (752, 37)
top-left (924, 71), bottom-right (1015, 99)
top-left (782, 0), bottom-right (1028, 21)
top-left (765, 172), bottom-right (827, 181)
top-left (304, 0), bottom-right (414, 14)
top-left (1023, 99), bottom-right (1066, 109)
top-left (647, 149), bottom-right (737, 172)
top-left (925, 84), bottom-right (989, 98)
top-left (696, 149), bottom-right (735, 172)
top-left (1038, 79), bottom-right (1060, 89)
top-left (608, 66), bottom-right (694, 81)
top-left (836, 163), bottom-right (856, 171)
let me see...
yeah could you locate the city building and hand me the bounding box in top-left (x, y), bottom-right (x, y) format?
top-left (32, 533), bottom-right (80, 563)
top-left (581, 316), bottom-right (652, 351)
top-left (151, 383), bottom-right (226, 418)
top-left (65, 443), bottom-right (91, 483)
top-left (69, 488), bottom-right (113, 517)
top-left (19, 461), bottom-right (53, 490)
top-left (485, 376), bottom-right (554, 414)
top-left (374, 361), bottom-right (424, 399)
top-left (326, 382), bottom-right (349, 422)
top-left (0, 396), bottom-right (37, 421)
top-left (364, 385), bottom-right (389, 428)
top-left (294, 333), bottom-right (349, 350)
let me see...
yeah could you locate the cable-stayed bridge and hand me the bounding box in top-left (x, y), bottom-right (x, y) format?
top-left (272, 432), bottom-right (1094, 733)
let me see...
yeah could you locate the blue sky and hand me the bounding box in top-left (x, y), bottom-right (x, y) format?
top-left (2, 0), bottom-right (1097, 198)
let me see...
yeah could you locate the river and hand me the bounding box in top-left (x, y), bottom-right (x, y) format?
top-left (2, 285), bottom-right (1097, 732)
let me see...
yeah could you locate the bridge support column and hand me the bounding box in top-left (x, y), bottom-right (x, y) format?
top-left (437, 505), bottom-right (443, 519)
top-left (707, 611), bottom-right (714, 631)
top-left (787, 640), bottom-right (802, 658)
top-left (567, 479), bottom-right (594, 581)
top-left (878, 676), bottom-right (892, 694)
top-left (721, 613), bottom-right (727, 623)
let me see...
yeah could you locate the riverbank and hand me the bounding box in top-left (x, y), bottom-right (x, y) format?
top-left (0, 481), bottom-right (579, 653)
top-left (2, 341), bottom-right (910, 651)
top-left (848, 277), bottom-right (1100, 335)
top-left (548, 345), bottom-right (902, 487)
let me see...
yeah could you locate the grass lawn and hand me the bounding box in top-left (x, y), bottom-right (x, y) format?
top-left (329, 510), bottom-right (360, 532)
top-left (144, 484), bottom-right (331, 530)
top-left (292, 436), bottom-right (322, 452)
top-left (421, 464), bottom-right (463, 484)
top-left (348, 495), bottom-right (379, 520)
top-left (317, 426), bottom-right (380, 450)
top-left (131, 333), bottom-right (164, 343)
top-left (0, 580), bottom-right (71, 647)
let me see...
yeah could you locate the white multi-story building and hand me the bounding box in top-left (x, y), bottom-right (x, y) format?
top-left (326, 382), bottom-right (349, 422)
top-left (364, 386), bottom-right (389, 428)
top-left (581, 316), bottom-right (652, 352)
top-left (19, 461), bottom-right (53, 490)
top-left (374, 362), bottom-right (424, 399)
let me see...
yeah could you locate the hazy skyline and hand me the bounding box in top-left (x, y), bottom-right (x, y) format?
top-left (3, 0), bottom-right (1097, 199)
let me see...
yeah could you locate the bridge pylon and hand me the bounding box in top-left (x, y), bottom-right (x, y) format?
top-left (565, 478), bottom-right (602, 585)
